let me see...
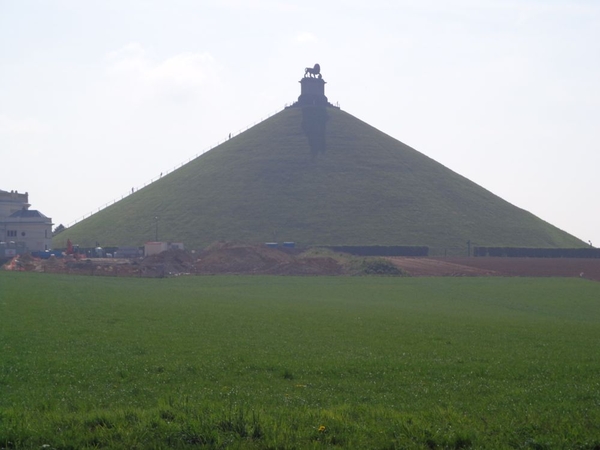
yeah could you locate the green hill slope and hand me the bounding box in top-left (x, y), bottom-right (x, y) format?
top-left (54, 106), bottom-right (585, 250)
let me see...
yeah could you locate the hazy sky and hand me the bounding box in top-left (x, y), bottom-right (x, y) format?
top-left (1, 0), bottom-right (598, 246)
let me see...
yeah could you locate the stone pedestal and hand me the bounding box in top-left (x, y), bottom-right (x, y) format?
top-left (297, 77), bottom-right (329, 106)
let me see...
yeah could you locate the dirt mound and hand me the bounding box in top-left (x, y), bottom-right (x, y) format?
top-left (0, 244), bottom-right (344, 277)
top-left (196, 243), bottom-right (291, 273)
top-left (3, 254), bottom-right (41, 272)
top-left (10, 245), bottom-right (596, 280)
top-left (140, 249), bottom-right (196, 276)
top-left (195, 242), bottom-right (342, 275)
top-left (265, 257), bottom-right (343, 276)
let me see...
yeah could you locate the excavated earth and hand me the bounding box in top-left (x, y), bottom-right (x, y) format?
top-left (3, 244), bottom-right (599, 280)
top-left (2, 243), bottom-right (343, 277)
top-left (194, 242), bottom-right (343, 275)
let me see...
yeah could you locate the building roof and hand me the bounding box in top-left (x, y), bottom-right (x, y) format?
top-left (9, 209), bottom-right (49, 219)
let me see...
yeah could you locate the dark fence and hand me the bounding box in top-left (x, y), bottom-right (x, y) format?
top-left (428, 247), bottom-right (471, 257)
top-left (474, 247), bottom-right (600, 258)
top-left (326, 245), bottom-right (429, 257)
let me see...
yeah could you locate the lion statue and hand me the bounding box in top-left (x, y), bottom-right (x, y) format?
top-left (304, 63), bottom-right (322, 78)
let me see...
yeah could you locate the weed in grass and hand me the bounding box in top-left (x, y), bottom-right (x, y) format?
top-left (84, 415), bottom-right (114, 431)
top-left (251, 412), bottom-right (265, 440)
top-left (218, 408), bottom-right (251, 438)
top-left (178, 424), bottom-right (216, 446)
top-left (159, 410), bottom-right (176, 422)
top-left (123, 411), bottom-right (139, 424)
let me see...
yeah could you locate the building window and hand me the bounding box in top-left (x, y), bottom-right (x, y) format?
top-left (21, 231), bottom-right (26, 237)
top-left (7, 230), bottom-right (17, 237)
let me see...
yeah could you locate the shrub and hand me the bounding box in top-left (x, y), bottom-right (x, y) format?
top-left (358, 258), bottom-right (403, 276)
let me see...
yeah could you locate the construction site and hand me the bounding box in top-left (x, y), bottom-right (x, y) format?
top-left (3, 241), bottom-right (600, 281)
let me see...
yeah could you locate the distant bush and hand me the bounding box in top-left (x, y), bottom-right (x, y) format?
top-left (474, 247), bottom-right (600, 258)
top-left (354, 258), bottom-right (404, 276)
top-left (53, 224), bottom-right (66, 236)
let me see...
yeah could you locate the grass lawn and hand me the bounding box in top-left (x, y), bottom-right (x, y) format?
top-left (1, 272), bottom-right (599, 449)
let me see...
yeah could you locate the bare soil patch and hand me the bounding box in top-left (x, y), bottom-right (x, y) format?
top-left (2, 243), bottom-right (344, 277)
top-left (195, 242), bottom-right (342, 275)
top-left (387, 257), bottom-right (498, 277)
top-left (5, 245), bottom-right (599, 280)
top-left (388, 257), bottom-right (600, 281)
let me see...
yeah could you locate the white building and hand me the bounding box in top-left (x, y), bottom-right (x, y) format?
top-left (0, 189), bottom-right (53, 252)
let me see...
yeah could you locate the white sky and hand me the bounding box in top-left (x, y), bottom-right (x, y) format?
top-left (1, 0), bottom-right (598, 246)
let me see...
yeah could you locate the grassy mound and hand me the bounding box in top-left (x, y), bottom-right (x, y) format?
top-left (54, 106), bottom-right (585, 251)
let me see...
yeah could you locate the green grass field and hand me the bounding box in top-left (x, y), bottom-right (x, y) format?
top-left (1, 272), bottom-right (599, 449)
